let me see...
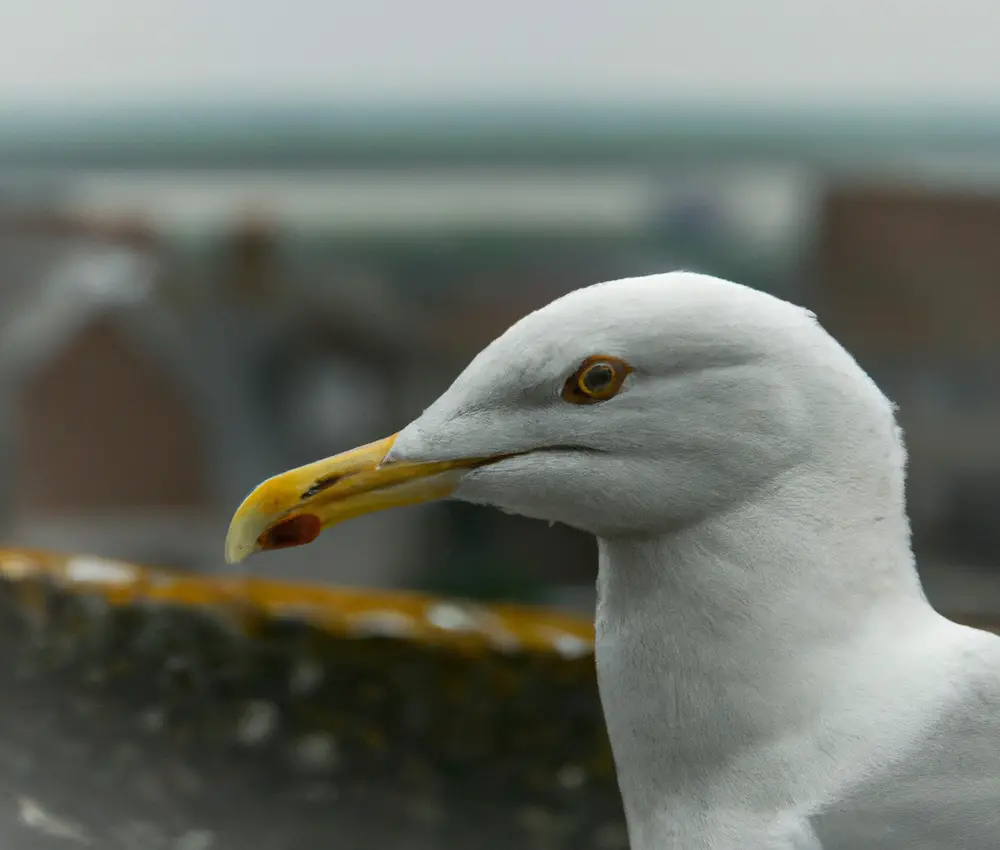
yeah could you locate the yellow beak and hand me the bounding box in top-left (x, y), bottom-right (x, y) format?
top-left (224, 434), bottom-right (498, 564)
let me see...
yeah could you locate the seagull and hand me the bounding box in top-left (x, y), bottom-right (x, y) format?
top-left (226, 272), bottom-right (1000, 849)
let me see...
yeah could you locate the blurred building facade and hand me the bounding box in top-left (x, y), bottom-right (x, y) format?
top-left (0, 106), bottom-right (998, 609)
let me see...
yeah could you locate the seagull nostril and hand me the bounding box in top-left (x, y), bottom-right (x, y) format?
top-left (301, 475), bottom-right (342, 500)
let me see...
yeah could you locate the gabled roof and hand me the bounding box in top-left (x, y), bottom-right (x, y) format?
top-left (0, 236), bottom-right (156, 381)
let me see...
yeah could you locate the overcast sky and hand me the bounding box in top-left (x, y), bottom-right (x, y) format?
top-left (0, 0), bottom-right (997, 105)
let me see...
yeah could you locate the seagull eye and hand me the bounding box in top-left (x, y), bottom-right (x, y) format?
top-left (562, 356), bottom-right (632, 404)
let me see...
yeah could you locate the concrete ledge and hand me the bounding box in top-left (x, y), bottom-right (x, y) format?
top-left (0, 548), bottom-right (622, 850)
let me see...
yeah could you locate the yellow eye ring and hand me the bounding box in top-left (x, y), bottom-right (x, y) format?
top-left (562, 355), bottom-right (632, 404)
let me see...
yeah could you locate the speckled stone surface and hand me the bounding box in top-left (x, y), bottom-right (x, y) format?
top-left (0, 549), bottom-right (626, 850)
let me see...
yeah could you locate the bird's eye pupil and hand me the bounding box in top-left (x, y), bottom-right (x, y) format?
top-left (583, 364), bottom-right (615, 392)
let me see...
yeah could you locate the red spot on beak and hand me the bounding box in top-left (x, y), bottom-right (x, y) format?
top-left (258, 514), bottom-right (321, 551)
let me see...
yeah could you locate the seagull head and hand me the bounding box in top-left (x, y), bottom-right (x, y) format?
top-left (226, 271), bottom-right (900, 564)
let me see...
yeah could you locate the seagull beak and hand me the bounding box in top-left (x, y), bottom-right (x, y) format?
top-left (225, 434), bottom-right (495, 565)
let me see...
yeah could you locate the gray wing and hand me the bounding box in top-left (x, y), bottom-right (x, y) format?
top-left (810, 640), bottom-right (1000, 850)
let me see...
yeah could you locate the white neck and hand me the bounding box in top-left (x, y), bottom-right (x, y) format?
top-left (593, 464), bottom-right (955, 850)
